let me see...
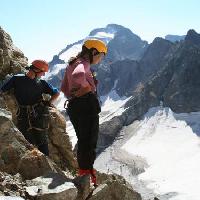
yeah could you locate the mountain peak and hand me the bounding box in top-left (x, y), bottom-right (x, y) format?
top-left (185, 29), bottom-right (200, 46)
top-left (106, 24), bottom-right (126, 30)
top-left (151, 37), bottom-right (173, 47)
top-left (153, 37), bottom-right (168, 43)
top-left (88, 24), bottom-right (130, 37)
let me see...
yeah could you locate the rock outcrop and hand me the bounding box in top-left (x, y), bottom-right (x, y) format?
top-left (0, 170), bottom-right (142, 200)
top-left (0, 107), bottom-right (62, 180)
top-left (0, 172), bottom-right (27, 198)
top-left (90, 172), bottom-right (142, 200)
top-left (0, 26), bottom-right (27, 79)
top-left (48, 107), bottom-right (78, 171)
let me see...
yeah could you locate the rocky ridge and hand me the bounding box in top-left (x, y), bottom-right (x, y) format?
top-left (97, 29), bottom-right (200, 152)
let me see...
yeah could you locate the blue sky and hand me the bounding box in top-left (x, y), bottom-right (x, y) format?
top-left (1, 0), bottom-right (200, 62)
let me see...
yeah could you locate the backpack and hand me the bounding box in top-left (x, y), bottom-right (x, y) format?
top-left (60, 60), bottom-right (82, 98)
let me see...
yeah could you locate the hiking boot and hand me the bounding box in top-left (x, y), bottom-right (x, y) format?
top-left (77, 169), bottom-right (98, 187)
top-left (73, 174), bottom-right (92, 200)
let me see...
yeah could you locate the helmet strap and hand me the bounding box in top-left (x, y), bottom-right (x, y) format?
top-left (29, 65), bottom-right (43, 79)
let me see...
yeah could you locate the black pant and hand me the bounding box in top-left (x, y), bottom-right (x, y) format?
top-left (67, 93), bottom-right (100, 169)
top-left (17, 104), bottom-right (49, 156)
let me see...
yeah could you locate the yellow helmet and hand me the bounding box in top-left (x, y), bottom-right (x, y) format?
top-left (83, 39), bottom-right (107, 54)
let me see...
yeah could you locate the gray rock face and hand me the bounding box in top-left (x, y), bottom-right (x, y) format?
top-left (162, 42), bottom-right (200, 112)
top-left (48, 107), bottom-right (78, 171)
top-left (103, 24), bottom-right (148, 62)
top-left (0, 108), bottom-right (62, 180)
top-left (89, 182), bottom-right (141, 200)
top-left (97, 37), bottom-right (173, 97)
top-left (140, 37), bottom-right (174, 78)
top-left (0, 27), bottom-right (27, 80)
top-left (97, 60), bottom-right (141, 96)
top-left (98, 115), bottom-right (126, 152)
top-left (89, 172), bottom-right (141, 200)
top-left (185, 29), bottom-right (200, 46)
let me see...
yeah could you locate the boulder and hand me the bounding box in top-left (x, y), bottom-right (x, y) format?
top-left (89, 181), bottom-right (141, 200)
top-left (88, 172), bottom-right (142, 200)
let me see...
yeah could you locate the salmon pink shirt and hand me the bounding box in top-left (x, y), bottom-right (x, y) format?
top-left (62, 58), bottom-right (96, 98)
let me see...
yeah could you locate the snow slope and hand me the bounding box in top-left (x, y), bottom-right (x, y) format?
top-left (122, 107), bottom-right (200, 200)
top-left (95, 106), bottom-right (200, 200)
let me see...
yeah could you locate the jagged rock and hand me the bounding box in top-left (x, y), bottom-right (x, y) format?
top-left (0, 27), bottom-right (27, 80)
top-left (25, 172), bottom-right (77, 200)
top-left (88, 172), bottom-right (142, 200)
top-left (140, 37), bottom-right (174, 78)
top-left (48, 107), bottom-right (78, 171)
top-left (162, 41), bottom-right (200, 112)
top-left (89, 181), bottom-right (141, 200)
top-left (104, 24), bottom-right (148, 62)
top-left (98, 115), bottom-right (125, 151)
top-left (0, 172), bottom-right (27, 199)
top-left (0, 92), bottom-right (18, 124)
top-left (17, 149), bottom-right (63, 180)
top-left (0, 108), bottom-right (33, 174)
top-left (0, 171), bottom-right (78, 200)
top-left (185, 29), bottom-right (200, 46)
top-left (0, 108), bottom-right (62, 179)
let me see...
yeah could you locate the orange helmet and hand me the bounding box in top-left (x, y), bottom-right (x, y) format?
top-left (31, 60), bottom-right (49, 72)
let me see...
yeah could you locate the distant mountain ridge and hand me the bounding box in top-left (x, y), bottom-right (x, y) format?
top-left (165, 34), bottom-right (185, 42)
top-left (97, 29), bottom-right (200, 152)
top-left (47, 26), bottom-right (200, 114)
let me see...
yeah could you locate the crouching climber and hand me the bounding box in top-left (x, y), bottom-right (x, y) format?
top-left (0, 60), bottom-right (60, 156)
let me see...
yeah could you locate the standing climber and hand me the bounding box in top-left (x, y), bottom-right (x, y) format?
top-left (61, 39), bottom-right (107, 186)
top-left (0, 60), bottom-right (60, 156)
